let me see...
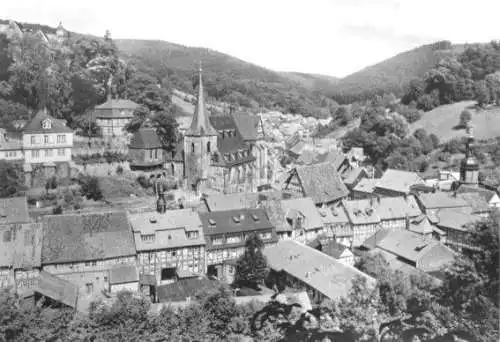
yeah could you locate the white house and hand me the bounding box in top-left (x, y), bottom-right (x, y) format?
top-left (22, 109), bottom-right (73, 164)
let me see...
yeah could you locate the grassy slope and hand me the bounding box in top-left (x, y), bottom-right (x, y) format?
top-left (329, 43), bottom-right (466, 101)
top-left (410, 101), bottom-right (500, 141)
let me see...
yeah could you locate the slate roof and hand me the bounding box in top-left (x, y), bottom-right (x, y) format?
top-left (109, 265), bottom-right (139, 285)
top-left (129, 127), bottom-right (162, 149)
top-left (352, 178), bottom-right (378, 194)
top-left (293, 162), bottom-right (349, 205)
top-left (281, 197), bottom-right (324, 231)
top-left (375, 169), bottom-right (424, 194)
top-left (417, 192), bottom-right (469, 210)
top-left (260, 197), bottom-right (289, 233)
top-left (0, 197), bottom-right (30, 224)
top-left (186, 72), bottom-right (217, 136)
top-left (456, 184), bottom-right (498, 203)
top-left (156, 277), bottom-right (220, 303)
top-left (434, 208), bottom-right (477, 231)
top-left (375, 230), bottom-right (441, 263)
top-left (23, 109), bottom-right (73, 134)
top-left (129, 209), bottom-right (205, 251)
top-left (408, 214), bottom-right (434, 235)
top-left (0, 223), bottom-right (43, 269)
top-left (37, 270), bottom-right (79, 308)
top-left (231, 113), bottom-right (261, 141)
top-left (342, 167), bottom-right (367, 187)
top-left (199, 208), bottom-right (277, 249)
top-left (42, 211), bottom-right (136, 264)
top-left (320, 240), bottom-right (352, 259)
top-left (317, 205), bottom-right (350, 225)
top-left (264, 240), bottom-right (376, 301)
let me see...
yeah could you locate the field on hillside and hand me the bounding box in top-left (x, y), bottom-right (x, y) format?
top-left (410, 101), bottom-right (500, 141)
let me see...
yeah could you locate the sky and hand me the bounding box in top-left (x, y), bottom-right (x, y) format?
top-left (3, 0), bottom-right (500, 78)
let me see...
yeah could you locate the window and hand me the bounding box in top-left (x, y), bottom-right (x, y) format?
top-left (30, 136), bottom-right (36, 145)
top-left (44, 135), bottom-right (49, 144)
top-left (58, 148), bottom-right (65, 156)
top-left (154, 149), bottom-right (158, 159)
top-left (42, 119), bottom-right (51, 129)
top-left (141, 234), bottom-right (155, 242)
top-left (24, 230), bottom-right (31, 246)
top-left (191, 143), bottom-right (195, 153)
top-left (259, 232), bottom-right (272, 240)
top-left (86, 283), bottom-right (94, 294)
top-left (150, 149), bottom-right (153, 159)
top-left (45, 149), bottom-right (52, 157)
top-left (187, 231), bottom-right (199, 240)
top-left (207, 141), bottom-right (211, 153)
top-left (57, 135), bottom-right (66, 143)
top-left (3, 230), bottom-right (11, 242)
top-left (31, 150), bottom-right (39, 159)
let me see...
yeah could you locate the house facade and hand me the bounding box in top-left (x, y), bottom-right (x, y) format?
top-left (22, 109), bottom-right (73, 164)
top-left (198, 208), bottom-right (277, 281)
top-left (128, 126), bottom-right (164, 171)
top-left (93, 98), bottom-right (139, 138)
top-left (128, 209), bottom-right (206, 286)
top-left (0, 129), bottom-right (24, 161)
top-left (41, 211), bottom-right (137, 296)
top-left (0, 197), bottom-right (42, 295)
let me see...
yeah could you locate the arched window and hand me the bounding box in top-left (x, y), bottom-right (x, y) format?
top-left (191, 143), bottom-right (195, 153)
top-left (171, 163), bottom-right (175, 176)
top-left (207, 141), bottom-right (211, 153)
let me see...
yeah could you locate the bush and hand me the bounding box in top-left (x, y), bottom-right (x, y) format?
top-left (116, 165), bottom-right (124, 175)
top-left (136, 175), bottom-right (151, 189)
top-left (79, 176), bottom-right (103, 201)
top-left (459, 110), bottom-right (472, 127)
top-left (52, 205), bottom-right (63, 215)
top-left (45, 176), bottom-right (58, 191)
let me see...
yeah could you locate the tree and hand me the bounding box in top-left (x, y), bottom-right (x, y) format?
top-left (78, 175), bottom-right (103, 201)
top-left (0, 161), bottom-right (26, 198)
top-left (234, 233), bottom-right (268, 289)
top-left (474, 80), bottom-right (490, 107)
top-left (151, 108), bottom-right (180, 152)
top-left (459, 109), bottom-right (472, 128)
top-left (485, 71), bottom-right (500, 105)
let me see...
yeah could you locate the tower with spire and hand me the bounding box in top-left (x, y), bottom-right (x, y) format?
top-left (459, 127), bottom-right (479, 185)
top-left (184, 62), bottom-right (218, 192)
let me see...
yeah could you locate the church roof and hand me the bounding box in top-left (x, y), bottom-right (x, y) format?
top-left (23, 109), bottom-right (73, 134)
top-left (231, 113), bottom-right (261, 141)
top-left (185, 68), bottom-right (217, 136)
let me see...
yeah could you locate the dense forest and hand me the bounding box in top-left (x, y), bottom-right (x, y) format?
top-left (1, 214), bottom-right (498, 341)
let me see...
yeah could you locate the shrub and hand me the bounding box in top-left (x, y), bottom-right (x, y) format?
top-left (459, 110), bottom-right (472, 127)
top-left (136, 175), bottom-right (151, 189)
top-left (52, 205), bottom-right (63, 215)
top-left (45, 176), bottom-right (58, 191)
top-left (116, 165), bottom-right (124, 175)
top-left (79, 175), bottom-right (103, 201)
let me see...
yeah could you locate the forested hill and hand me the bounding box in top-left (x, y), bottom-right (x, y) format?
top-left (115, 39), bottom-right (339, 117)
top-left (328, 41), bottom-right (467, 104)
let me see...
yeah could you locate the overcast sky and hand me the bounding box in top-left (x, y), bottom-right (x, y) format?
top-left (4, 0), bottom-right (500, 78)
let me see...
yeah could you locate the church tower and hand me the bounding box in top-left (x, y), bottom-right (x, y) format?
top-left (460, 127), bottom-right (479, 185)
top-left (184, 64), bottom-right (218, 192)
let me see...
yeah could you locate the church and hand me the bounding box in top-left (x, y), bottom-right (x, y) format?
top-left (166, 68), bottom-right (268, 194)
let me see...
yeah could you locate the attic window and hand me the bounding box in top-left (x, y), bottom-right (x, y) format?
top-left (208, 218), bottom-right (216, 226)
top-left (149, 217), bottom-right (157, 224)
top-left (251, 214), bottom-right (260, 222)
top-left (319, 210), bottom-right (327, 217)
top-left (232, 216), bottom-right (241, 223)
top-left (41, 119), bottom-right (52, 130)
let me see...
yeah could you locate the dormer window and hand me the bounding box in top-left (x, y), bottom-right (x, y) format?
top-left (42, 119), bottom-right (52, 130)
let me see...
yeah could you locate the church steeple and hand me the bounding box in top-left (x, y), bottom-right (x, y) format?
top-left (460, 127), bottom-right (479, 185)
top-left (185, 62), bottom-right (217, 136)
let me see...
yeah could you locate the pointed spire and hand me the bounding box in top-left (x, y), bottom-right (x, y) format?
top-left (185, 61), bottom-right (217, 136)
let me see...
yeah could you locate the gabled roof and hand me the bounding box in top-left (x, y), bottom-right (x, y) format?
top-left (408, 214), bottom-right (434, 235)
top-left (23, 109), bottom-right (73, 134)
top-left (185, 70), bottom-right (217, 136)
top-left (231, 113), bottom-right (262, 141)
top-left (342, 167), bottom-right (367, 187)
top-left (417, 192), bottom-right (469, 210)
top-left (203, 192), bottom-right (261, 212)
top-left (434, 208), bottom-right (477, 231)
top-left (343, 199), bottom-right (381, 225)
top-left (375, 169), bottom-right (424, 194)
top-left (94, 99), bottom-right (139, 111)
top-left (128, 209), bottom-right (205, 251)
top-left (292, 162), bottom-right (349, 205)
top-left (109, 265), bottom-right (139, 285)
top-left (352, 178), bottom-right (378, 194)
top-left (320, 240), bottom-right (352, 259)
top-left (282, 197), bottom-right (324, 231)
top-left (455, 192), bottom-right (490, 214)
top-left (376, 196), bottom-right (422, 220)
top-left (42, 211), bottom-right (136, 264)
top-left (0, 197), bottom-right (30, 224)
top-left (37, 270), bottom-right (79, 308)
top-left (318, 205), bottom-right (350, 225)
top-left (209, 115), bottom-right (248, 154)
top-left (456, 184), bottom-right (498, 203)
top-left (264, 240), bottom-right (375, 301)
top-left (129, 127), bottom-right (162, 149)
